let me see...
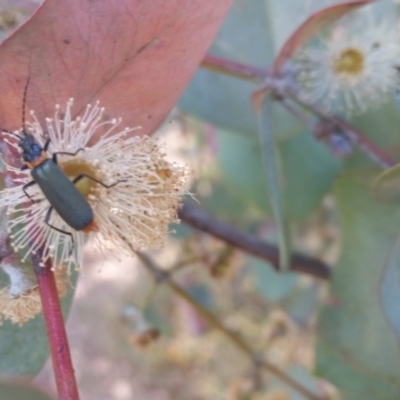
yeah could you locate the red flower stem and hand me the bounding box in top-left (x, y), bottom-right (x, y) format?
top-left (32, 253), bottom-right (80, 400)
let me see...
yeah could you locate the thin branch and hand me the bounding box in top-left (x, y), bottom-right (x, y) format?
top-left (136, 251), bottom-right (324, 400)
top-left (282, 85), bottom-right (397, 169)
top-left (200, 55), bottom-right (397, 169)
top-left (32, 252), bottom-right (80, 400)
top-left (178, 203), bottom-right (331, 280)
top-left (201, 54), bottom-right (267, 82)
top-left (277, 97), bottom-right (354, 158)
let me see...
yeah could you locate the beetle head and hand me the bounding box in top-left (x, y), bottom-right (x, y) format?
top-left (18, 133), bottom-right (44, 163)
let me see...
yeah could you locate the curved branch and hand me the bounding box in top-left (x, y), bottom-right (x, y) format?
top-left (201, 55), bottom-right (397, 169)
top-left (178, 203), bottom-right (331, 280)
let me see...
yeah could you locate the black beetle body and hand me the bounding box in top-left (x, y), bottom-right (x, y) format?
top-left (1, 78), bottom-right (100, 237)
top-left (30, 158), bottom-right (95, 231)
top-left (2, 79), bottom-right (122, 239)
top-left (18, 135), bottom-right (99, 236)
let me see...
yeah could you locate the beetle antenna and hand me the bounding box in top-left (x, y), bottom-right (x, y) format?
top-left (21, 77), bottom-right (31, 136)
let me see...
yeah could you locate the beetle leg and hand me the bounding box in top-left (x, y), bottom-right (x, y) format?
top-left (73, 173), bottom-right (126, 188)
top-left (22, 180), bottom-right (38, 202)
top-left (43, 138), bottom-right (51, 152)
top-left (44, 206), bottom-right (74, 243)
top-left (52, 148), bottom-right (84, 164)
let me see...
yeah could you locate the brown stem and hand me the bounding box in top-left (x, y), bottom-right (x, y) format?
top-left (201, 54), bottom-right (266, 82)
top-left (200, 55), bottom-right (397, 169)
top-left (178, 203), bottom-right (331, 280)
top-left (137, 252), bottom-right (324, 400)
top-left (283, 86), bottom-right (397, 169)
top-left (32, 253), bottom-right (79, 400)
top-left (330, 116), bottom-right (397, 168)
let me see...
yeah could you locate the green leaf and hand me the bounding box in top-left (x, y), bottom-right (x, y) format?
top-left (317, 341), bottom-right (400, 400)
top-left (249, 257), bottom-right (298, 302)
top-left (195, 177), bottom-right (257, 226)
top-left (179, 0), bottom-right (301, 140)
top-left (216, 128), bottom-right (340, 221)
top-left (380, 233), bottom-right (400, 339)
top-left (316, 174), bottom-right (400, 399)
top-left (0, 381), bottom-right (53, 400)
top-left (280, 133), bottom-right (341, 219)
top-left (179, 0), bottom-right (273, 135)
top-left (269, 366), bottom-right (321, 400)
top-left (286, 283), bottom-right (320, 325)
top-left (216, 129), bottom-right (270, 214)
top-left (345, 101), bottom-right (400, 171)
top-left (0, 268), bottom-right (77, 376)
top-left (371, 164), bottom-right (400, 204)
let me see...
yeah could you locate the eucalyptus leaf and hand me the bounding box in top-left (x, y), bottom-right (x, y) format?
top-left (216, 128), bottom-right (340, 221)
top-left (195, 177), bottom-right (256, 226)
top-left (0, 267), bottom-right (77, 377)
top-left (371, 164), bottom-right (400, 204)
top-left (379, 233), bottom-right (400, 339)
top-left (269, 366), bottom-right (321, 400)
top-left (345, 100), bottom-right (400, 171)
top-left (249, 257), bottom-right (298, 302)
top-left (317, 341), bottom-right (400, 400)
top-left (265, 0), bottom-right (337, 51)
top-left (286, 283), bottom-right (319, 326)
top-left (316, 175), bottom-right (400, 399)
top-left (179, 0), bottom-right (300, 140)
top-left (0, 381), bottom-right (53, 400)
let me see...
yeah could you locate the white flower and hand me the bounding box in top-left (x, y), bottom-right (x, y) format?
top-left (296, 14), bottom-right (400, 114)
top-left (0, 266), bottom-right (68, 326)
top-left (1, 100), bottom-right (189, 270)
